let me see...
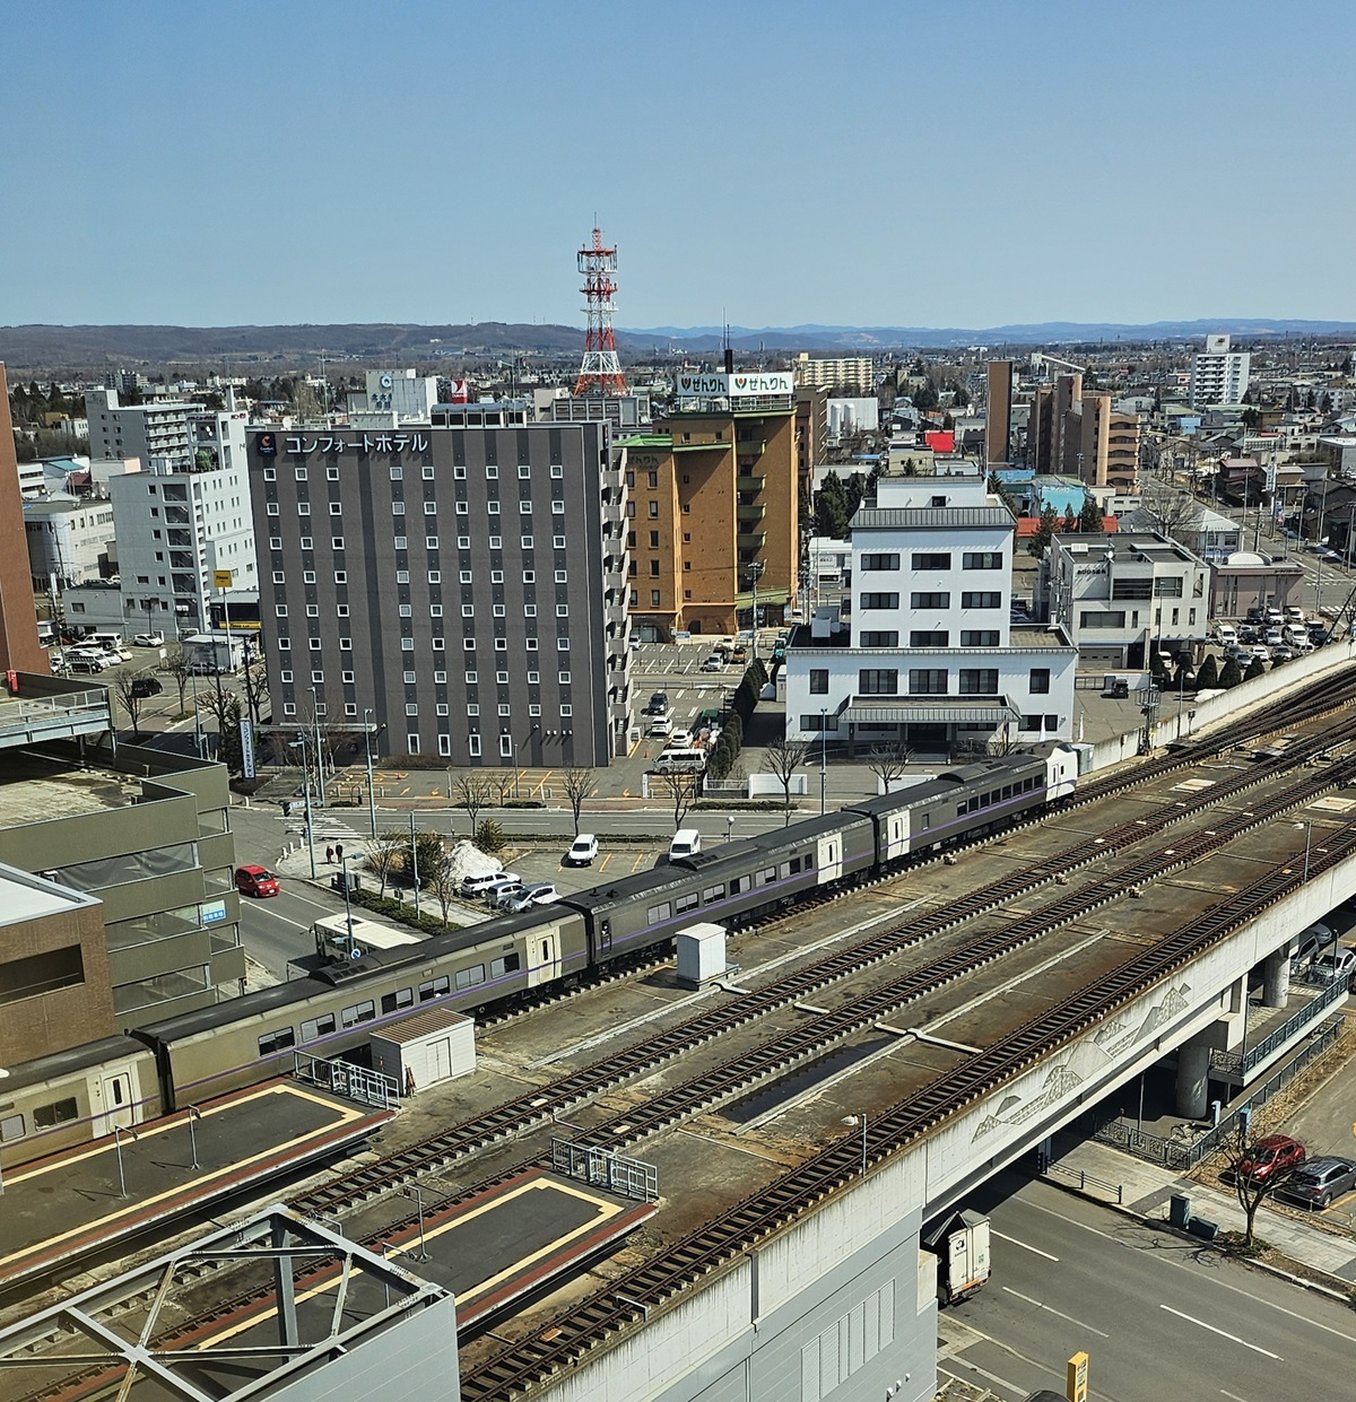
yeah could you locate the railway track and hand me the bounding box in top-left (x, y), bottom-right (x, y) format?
top-left (459, 801), bottom-right (1356, 1402)
top-left (294, 717), bottom-right (1356, 1216)
top-left (16, 683), bottom-right (1356, 1402)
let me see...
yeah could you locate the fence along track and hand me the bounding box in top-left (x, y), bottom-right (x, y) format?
top-left (459, 806), bottom-right (1356, 1402)
top-left (298, 719), bottom-right (1356, 1216)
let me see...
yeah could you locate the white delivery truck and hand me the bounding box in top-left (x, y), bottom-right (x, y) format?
top-left (921, 1209), bottom-right (991, 1306)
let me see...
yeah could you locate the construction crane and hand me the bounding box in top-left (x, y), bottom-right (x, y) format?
top-left (1029, 350), bottom-right (1086, 380)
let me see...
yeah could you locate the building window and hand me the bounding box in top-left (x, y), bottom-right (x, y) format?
top-left (858, 668), bottom-right (899, 695)
top-left (960, 630), bottom-right (1000, 647)
top-left (912, 552), bottom-right (951, 570)
top-left (958, 669), bottom-right (999, 694)
top-left (468, 734), bottom-right (481, 757)
top-left (962, 551), bottom-right (1003, 570)
top-left (910, 592), bottom-right (949, 609)
top-left (859, 593), bottom-right (900, 610)
top-left (809, 669), bottom-right (829, 694)
top-left (909, 631), bottom-right (949, 647)
top-left (908, 668), bottom-right (948, 694)
top-left (859, 631), bottom-right (899, 647)
top-left (961, 591), bottom-right (1002, 609)
top-left (859, 553), bottom-right (900, 571)
top-left (1029, 667), bottom-right (1051, 694)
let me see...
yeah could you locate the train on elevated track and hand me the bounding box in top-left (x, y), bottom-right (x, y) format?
top-left (3, 748), bottom-right (1078, 1164)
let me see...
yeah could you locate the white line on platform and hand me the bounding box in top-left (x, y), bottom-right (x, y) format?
top-left (1002, 1287), bottom-right (1108, 1336)
top-left (1159, 1305), bottom-right (1281, 1358)
top-left (992, 1230), bottom-right (1059, 1261)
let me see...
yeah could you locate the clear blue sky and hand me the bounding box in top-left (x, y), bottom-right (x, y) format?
top-left (6, 0), bottom-right (1353, 330)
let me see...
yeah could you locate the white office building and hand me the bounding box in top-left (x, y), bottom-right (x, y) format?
top-left (783, 465), bottom-right (1077, 758)
top-left (351, 369), bottom-right (440, 423)
top-left (1189, 333), bottom-right (1251, 408)
top-left (111, 410), bottom-right (255, 638)
top-left (1042, 531), bottom-right (1210, 667)
top-left (23, 497), bottom-right (116, 589)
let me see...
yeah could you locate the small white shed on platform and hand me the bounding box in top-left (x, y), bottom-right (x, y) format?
top-left (370, 1006), bottom-right (476, 1094)
top-left (676, 921), bottom-right (728, 989)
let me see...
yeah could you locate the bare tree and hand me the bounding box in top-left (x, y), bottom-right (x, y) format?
top-left (162, 645), bottom-right (191, 713)
top-left (654, 770), bottom-right (698, 829)
top-left (762, 736), bottom-right (811, 825)
top-left (365, 833), bottom-right (406, 899)
top-left (113, 671), bottom-right (149, 739)
top-left (866, 739), bottom-right (913, 793)
top-left (422, 845), bottom-right (459, 927)
top-left (1137, 479), bottom-right (1200, 542)
top-left (560, 767), bottom-right (594, 835)
top-left (1223, 1124), bottom-right (1305, 1248)
top-left (453, 773), bottom-right (495, 836)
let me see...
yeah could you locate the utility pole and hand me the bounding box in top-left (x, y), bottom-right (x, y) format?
top-left (364, 708), bottom-right (378, 838)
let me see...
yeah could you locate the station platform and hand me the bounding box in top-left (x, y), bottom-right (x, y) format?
top-left (0, 1079), bottom-right (394, 1293)
top-left (380, 1168), bottom-right (657, 1333)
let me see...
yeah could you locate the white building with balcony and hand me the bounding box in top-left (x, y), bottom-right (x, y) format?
top-left (110, 409), bottom-right (254, 639)
top-left (1042, 532), bottom-right (1210, 667)
top-left (783, 465), bottom-right (1076, 758)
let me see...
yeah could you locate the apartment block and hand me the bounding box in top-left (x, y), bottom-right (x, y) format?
top-left (1189, 333), bottom-right (1251, 408)
top-left (783, 464), bottom-right (1076, 756)
top-left (111, 409), bottom-right (254, 638)
top-left (620, 374), bottom-right (799, 640)
top-left (24, 498), bottom-right (117, 589)
top-left (1042, 532), bottom-right (1210, 666)
top-left (0, 363), bottom-right (49, 673)
top-left (793, 354), bottom-right (874, 396)
top-left (1028, 374), bottom-right (1140, 491)
top-left (248, 405), bottom-right (631, 768)
top-left (984, 360), bottom-right (1014, 465)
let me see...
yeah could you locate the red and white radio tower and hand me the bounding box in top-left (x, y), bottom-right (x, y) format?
top-left (574, 225), bottom-right (628, 396)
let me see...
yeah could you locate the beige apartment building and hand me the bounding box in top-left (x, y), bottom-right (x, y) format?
top-left (1028, 373), bottom-right (1140, 492)
top-left (620, 392), bottom-right (799, 639)
top-left (792, 353), bottom-right (874, 396)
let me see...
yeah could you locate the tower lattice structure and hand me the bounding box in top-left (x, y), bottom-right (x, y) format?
top-left (574, 225), bottom-right (628, 396)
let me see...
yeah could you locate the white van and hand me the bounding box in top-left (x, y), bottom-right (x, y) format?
top-left (653, 747), bottom-right (707, 773)
top-left (668, 828), bottom-right (702, 861)
top-left (90, 631), bottom-right (133, 660)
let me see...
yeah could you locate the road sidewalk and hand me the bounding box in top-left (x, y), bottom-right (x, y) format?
top-left (1047, 1137), bottom-right (1356, 1287)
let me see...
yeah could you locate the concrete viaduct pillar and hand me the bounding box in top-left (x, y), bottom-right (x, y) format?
top-left (1175, 1031), bottom-right (1213, 1120)
top-left (1261, 949), bottom-right (1290, 1009)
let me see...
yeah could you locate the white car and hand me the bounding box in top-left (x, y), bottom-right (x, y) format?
top-left (132, 632), bottom-right (165, 648)
top-left (667, 729), bottom-right (693, 748)
top-left (563, 833), bottom-right (599, 866)
top-left (700, 655), bottom-right (725, 672)
top-left (459, 870), bottom-right (507, 899)
top-left (479, 872), bottom-right (522, 901)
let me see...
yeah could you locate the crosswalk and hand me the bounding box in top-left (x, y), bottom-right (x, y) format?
top-left (281, 810), bottom-right (369, 850)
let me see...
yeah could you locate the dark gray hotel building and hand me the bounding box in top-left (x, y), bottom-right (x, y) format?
top-left (247, 403), bottom-right (632, 769)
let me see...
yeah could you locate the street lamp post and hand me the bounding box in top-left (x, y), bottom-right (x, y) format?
top-left (363, 708), bottom-right (378, 838)
top-left (747, 561), bottom-right (764, 661)
top-left (409, 811), bottom-right (420, 919)
top-left (340, 853), bottom-right (356, 957)
top-left (290, 734), bottom-right (317, 879)
top-left (310, 687), bottom-right (327, 808)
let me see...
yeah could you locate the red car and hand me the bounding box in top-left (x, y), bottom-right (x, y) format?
top-left (235, 864), bottom-right (281, 898)
top-left (1239, 1134), bottom-right (1305, 1183)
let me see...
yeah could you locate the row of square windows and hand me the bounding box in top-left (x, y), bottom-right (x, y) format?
top-left (274, 637), bottom-right (573, 652)
top-left (266, 499), bottom-right (570, 518)
top-left (267, 535), bottom-right (570, 553)
top-left (267, 730), bottom-right (553, 760)
top-left (275, 604), bottom-right (573, 619)
top-left (282, 669), bottom-right (573, 687)
top-left (263, 464), bottom-right (566, 482)
top-left (281, 700), bottom-right (573, 719)
top-left (272, 567), bottom-right (571, 586)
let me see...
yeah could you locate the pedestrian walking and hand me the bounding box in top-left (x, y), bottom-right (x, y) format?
top-left (325, 844), bottom-right (334, 864)
top-left (335, 842), bottom-right (344, 864)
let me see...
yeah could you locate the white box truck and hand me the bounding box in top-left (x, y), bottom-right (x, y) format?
top-left (921, 1209), bottom-right (991, 1305)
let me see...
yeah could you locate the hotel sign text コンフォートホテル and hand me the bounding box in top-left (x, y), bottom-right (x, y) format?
top-left (674, 372), bottom-right (794, 399)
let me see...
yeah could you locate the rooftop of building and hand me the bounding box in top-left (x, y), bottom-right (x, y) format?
top-left (1051, 530), bottom-right (1204, 565)
top-left (0, 750), bottom-right (141, 832)
top-left (0, 864), bottom-right (100, 924)
top-left (851, 505), bottom-right (1013, 530)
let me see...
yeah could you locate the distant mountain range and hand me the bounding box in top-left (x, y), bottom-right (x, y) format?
top-left (2, 317), bottom-right (1354, 374)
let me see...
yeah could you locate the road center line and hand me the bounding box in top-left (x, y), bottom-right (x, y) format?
top-left (992, 1230), bottom-right (1059, 1261)
top-left (1003, 1287), bottom-right (1108, 1337)
top-left (1159, 1304), bottom-right (1281, 1358)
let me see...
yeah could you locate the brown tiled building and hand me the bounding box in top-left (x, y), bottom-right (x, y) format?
top-left (621, 383), bottom-right (799, 639)
top-left (0, 363), bottom-right (49, 674)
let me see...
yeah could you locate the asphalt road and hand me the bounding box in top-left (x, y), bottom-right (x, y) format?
top-left (940, 1172), bottom-right (1356, 1402)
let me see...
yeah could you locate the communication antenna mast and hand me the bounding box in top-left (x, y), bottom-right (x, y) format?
top-left (574, 225), bottom-right (628, 396)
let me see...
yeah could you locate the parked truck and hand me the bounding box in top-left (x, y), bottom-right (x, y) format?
top-left (921, 1209), bottom-right (991, 1305)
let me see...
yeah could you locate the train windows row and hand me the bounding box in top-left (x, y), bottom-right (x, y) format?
top-left (0, 1097), bottom-right (81, 1146)
top-left (253, 953), bottom-right (525, 1057)
top-left (644, 854), bottom-right (815, 927)
top-left (957, 776), bottom-right (1040, 817)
